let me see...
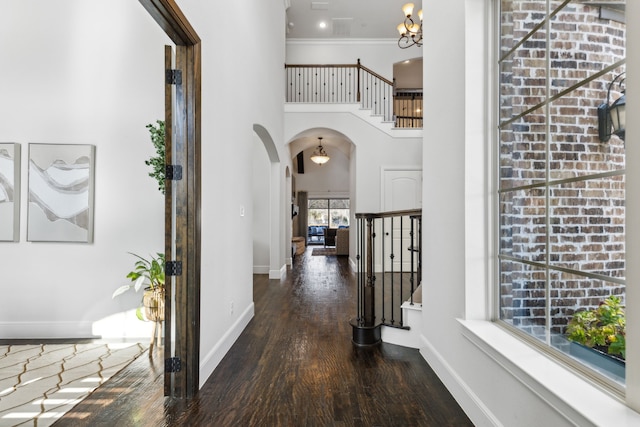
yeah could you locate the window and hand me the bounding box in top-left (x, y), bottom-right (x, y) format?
top-left (498, 0), bottom-right (626, 386)
top-left (308, 198), bottom-right (350, 229)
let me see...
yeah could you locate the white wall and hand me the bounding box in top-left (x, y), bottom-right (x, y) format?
top-left (0, 0), bottom-right (169, 339)
top-left (285, 112), bottom-right (422, 215)
top-left (294, 145), bottom-right (350, 197)
top-left (0, 0), bottom-right (289, 390)
top-left (252, 136), bottom-right (271, 274)
top-left (174, 0), bottom-right (288, 386)
top-left (286, 40), bottom-right (421, 83)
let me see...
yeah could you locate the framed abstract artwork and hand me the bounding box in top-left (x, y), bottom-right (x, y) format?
top-left (27, 143), bottom-right (96, 243)
top-left (0, 143), bottom-right (21, 242)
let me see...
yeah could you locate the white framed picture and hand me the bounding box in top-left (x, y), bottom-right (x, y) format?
top-left (27, 143), bottom-right (96, 243)
top-left (0, 143), bottom-right (21, 242)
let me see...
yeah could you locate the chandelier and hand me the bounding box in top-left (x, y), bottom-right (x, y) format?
top-left (310, 137), bottom-right (330, 165)
top-left (397, 3), bottom-right (423, 49)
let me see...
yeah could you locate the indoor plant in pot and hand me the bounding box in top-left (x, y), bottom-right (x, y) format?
top-left (113, 252), bottom-right (166, 346)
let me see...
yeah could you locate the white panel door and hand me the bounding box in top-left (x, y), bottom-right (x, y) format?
top-left (381, 169), bottom-right (422, 271)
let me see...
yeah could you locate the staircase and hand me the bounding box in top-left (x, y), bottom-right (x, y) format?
top-left (285, 59), bottom-right (422, 130)
top-left (350, 209), bottom-right (422, 347)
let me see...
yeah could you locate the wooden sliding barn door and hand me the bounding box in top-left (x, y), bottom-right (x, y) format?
top-left (139, 0), bottom-right (201, 399)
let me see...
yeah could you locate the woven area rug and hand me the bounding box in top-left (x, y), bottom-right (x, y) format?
top-left (312, 247), bottom-right (336, 256)
top-left (0, 342), bottom-right (147, 427)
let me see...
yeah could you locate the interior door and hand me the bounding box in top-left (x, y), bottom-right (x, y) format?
top-left (140, 0), bottom-right (201, 399)
top-left (382, 169), bottom-right (422, 271)
top-left (164, 45), bottom-right (177, 396)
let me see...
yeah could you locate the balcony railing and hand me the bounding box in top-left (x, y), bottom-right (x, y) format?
top-left (285, 59), bottom-right (422, 128)
top-left (350, 209), bottom-right (422, 346)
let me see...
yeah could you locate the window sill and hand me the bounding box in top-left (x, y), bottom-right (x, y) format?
top-left (458, 319), bottom-right (640, 427)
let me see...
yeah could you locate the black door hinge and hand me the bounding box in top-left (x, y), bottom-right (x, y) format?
top-left (166, 164), bottom-right (183, 181)
top-left (166, 69), bottom-right (182, 85)
top-left (165, 261), bottom-right (182, 276)
top-left (165, 357), bottom-right (182, 373)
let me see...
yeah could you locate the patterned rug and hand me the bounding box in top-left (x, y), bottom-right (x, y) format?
top-left (312, 247), bottom-right (336, 256)
top-left (0, 342), bottom-right (147, 427)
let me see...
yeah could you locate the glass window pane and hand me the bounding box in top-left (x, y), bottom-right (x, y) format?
top-left (309, 199), bottom-right (328, 209)
top-left (329, 199), bottom-right (349, 209)
top-left (499, 106), bottom-right (547, 190)
top-left (500, 0), bottom-right (548, 55)
top-left (499, 188), bottom-right (547, 263)
top-left (500, 261), bottom-right (548, 342)
top-left (329, 209), bottom-right (349, 228)
top-left (550, 271), bottom-right (625, 384)
top-left (308, 209), bottom-right (328, 226)
top-left (549, 1), bottom-right (626, 97)
top-left (548, 79), bottom-right (625, 181)
top-left (549, 176), bottom-right (625, 279)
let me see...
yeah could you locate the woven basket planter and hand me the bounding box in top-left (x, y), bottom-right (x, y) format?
top-left (143, 288), bottom-right (165, 322)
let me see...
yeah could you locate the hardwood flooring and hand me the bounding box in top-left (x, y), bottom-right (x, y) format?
top-left (54, 249), bottom-right (473, 426)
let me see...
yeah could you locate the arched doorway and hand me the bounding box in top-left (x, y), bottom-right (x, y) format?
top-left (252, 124), bottom-right (285, 279)
top-left (288, 128), bottom-right (354, 257)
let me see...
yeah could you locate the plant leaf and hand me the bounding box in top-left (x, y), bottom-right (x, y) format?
top-left (112, 285), bottom-right (131, 298)
top-left (133, 275), bottom-right (146, 292)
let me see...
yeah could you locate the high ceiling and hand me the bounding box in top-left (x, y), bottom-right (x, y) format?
top-left (286, 0), bottom-right (420, 39)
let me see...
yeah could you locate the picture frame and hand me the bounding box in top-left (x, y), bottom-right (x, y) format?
top-left (0, 143), bottom-right (21, 242)
top-left (27, 143), bottom-right (96, 243)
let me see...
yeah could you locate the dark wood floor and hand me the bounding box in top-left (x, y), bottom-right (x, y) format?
top-left (55, 249), bottom-right (473, 426)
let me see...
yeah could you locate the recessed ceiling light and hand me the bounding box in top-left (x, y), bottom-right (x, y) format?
top-left (319, 21), bottom-right (327, 29)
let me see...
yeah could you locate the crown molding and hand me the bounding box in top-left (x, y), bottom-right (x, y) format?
top-left (286, 38), bottom-right (402, 46)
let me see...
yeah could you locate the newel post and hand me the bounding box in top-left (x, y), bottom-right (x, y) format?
top-left (356, 58), bottom-right (361, 103)
top-left (351, 213), bottom-right (381, 346)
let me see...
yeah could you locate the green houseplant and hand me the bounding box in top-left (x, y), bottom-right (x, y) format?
top-left (145, 120), bottom-right (166, 194)
top-left (113, 252), bottom-right (166, 322)
top-left (566, 295), bottom-right (626, 360)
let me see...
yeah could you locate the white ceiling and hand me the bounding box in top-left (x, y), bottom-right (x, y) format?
top-left (286, 0), bottom-right (421, 39)
top-left (285, 1), bottom-right (423, 161)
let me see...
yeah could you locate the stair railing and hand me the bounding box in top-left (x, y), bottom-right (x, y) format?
top-left (351, 209), bottom-right (422, 346)
top-left (285, 59), bottom-right (395, 122)
top-left (394, 89), bottom-right (424, 128)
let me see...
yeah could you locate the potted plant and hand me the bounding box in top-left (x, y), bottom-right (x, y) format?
top-left (113, 252), bottom-right (166, 322)
top-left (566, 295), bottom-right (625, 377)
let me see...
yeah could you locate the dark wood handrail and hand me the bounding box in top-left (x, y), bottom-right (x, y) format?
top-left (356, 209), bottom-right (422, 219)
top-left (359, 63), bottom-right (393, 86)
top-left (285, 63), bottom-right (357, 68)
top-left (284, 62), bottom-right (394, 86)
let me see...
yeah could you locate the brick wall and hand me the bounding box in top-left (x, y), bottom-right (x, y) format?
top-left (499, 1), bottom-right (626, 336)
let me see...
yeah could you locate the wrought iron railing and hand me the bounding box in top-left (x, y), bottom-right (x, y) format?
top-left (351, 209), bottom-right (422, 346)
top-left (286, 59), bottom-right (410, 125)
top-left (394, 90), bottom-right (423, 128)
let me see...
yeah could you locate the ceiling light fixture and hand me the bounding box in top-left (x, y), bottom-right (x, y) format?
top-left (397, 3), bottom-right (423, 49)
top-left (310, 137), bottom-right (330, 165)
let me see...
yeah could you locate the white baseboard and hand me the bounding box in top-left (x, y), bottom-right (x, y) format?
top-left (269, 264), bottom-right (286, 280)
top-left (253, 265), bottom-right (269, 274)
top-left (0, 321), bottom-right (98, 339)
top-left (199, 302), bottom-right (254, 389)
top-left (419, 334), bottom-right (502, 427)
